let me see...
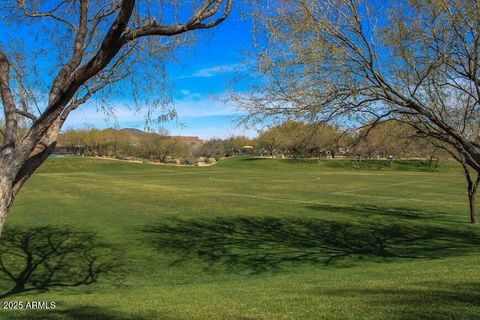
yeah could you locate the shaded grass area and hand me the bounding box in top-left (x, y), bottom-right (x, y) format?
top-left (142, 216), bottom-right (480, 273)
top-left (0, 227), bottom-right (120, 299)
top-left (4, 306), bottom-right (162, 320)
top-left (1, 156), bottom-right (479, 319)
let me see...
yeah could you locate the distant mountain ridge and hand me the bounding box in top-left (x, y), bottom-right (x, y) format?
top-left (103, 128), bottom-right (202, 142)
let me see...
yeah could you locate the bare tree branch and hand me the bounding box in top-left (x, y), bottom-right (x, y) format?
top-left (124, 0), bottom-right (232, 40)
top-left (15, 0), bottom-right (77, 30)
top-left (0, 51), bottom-right (18, 154)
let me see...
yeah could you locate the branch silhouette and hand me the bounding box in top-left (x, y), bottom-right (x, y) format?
top-left (142, 214), bottom-right (480, 274)
top-left (0, 226), bottom-right (118, 298)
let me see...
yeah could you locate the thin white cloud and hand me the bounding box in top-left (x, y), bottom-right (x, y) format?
top-left (63, 102), bottom-right (142, 127)
top-left (63, 92), bottom-right (245, 137)
top-left (178, 63), bottom-right (247, 79)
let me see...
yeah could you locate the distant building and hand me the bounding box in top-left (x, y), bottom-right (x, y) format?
top-left (168, 136), bottom-right (203, 143)
top-left (240, 146), bottom-right (254, 155)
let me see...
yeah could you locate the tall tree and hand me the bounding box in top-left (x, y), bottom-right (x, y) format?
top-left (237, 0), bottom-right (480, 223)
top-left (0, 0), bottom-right (232, 233)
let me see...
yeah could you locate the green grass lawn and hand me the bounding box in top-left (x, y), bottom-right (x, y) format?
top-left (1, 156), bottom-right (479, 319)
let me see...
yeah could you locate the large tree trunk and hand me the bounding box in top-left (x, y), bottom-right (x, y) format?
top-left (468, 191), bottom-right (478, 224)
top-left (0, 151), bottom-right (52, 235)
top-left (0, 122), bottom-right (59, 234)
top-left (0, 174), bottom-right (14, 235)
top-left (463, 163), bottom-right (480, 224)
top-left (467, 177), bottom-right (479, 224)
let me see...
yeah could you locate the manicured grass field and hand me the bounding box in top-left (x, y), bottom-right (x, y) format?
top-left (1, 156), bottom-right (479, 319)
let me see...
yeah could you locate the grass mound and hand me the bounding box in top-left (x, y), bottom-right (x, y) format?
top-left (1, 156), bottom-right (477, 319)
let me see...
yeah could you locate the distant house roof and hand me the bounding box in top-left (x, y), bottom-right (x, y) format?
top-left (169, 136), bottom-right (202, 142)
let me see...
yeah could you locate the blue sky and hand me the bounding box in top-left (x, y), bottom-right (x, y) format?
top-left (63, 6), bottom-right (257, 139)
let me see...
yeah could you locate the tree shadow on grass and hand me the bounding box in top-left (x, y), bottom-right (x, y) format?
top-left (306, 204), bottom-right (465, 224)
top-left (141, 216), bottom-right (480, 274)
top-left (0, 226), bottom-right (120, 298)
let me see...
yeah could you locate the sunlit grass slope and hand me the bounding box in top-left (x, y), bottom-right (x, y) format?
top-left (1, 156), bottom-right (479, 320)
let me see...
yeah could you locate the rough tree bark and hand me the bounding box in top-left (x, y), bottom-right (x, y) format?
top-left (0, 177), bottom-right (12, 235)
top-left (463, 164), bottom-right (480, 224)
top-left (468, 190), bottom-right (478, 225)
